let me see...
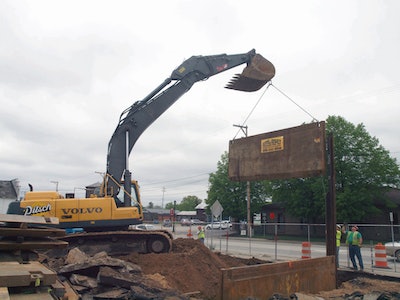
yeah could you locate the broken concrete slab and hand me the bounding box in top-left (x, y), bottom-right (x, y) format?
top-left (97, 266), bottom-right (142, 289)
top-left (92, 288), bottom-right (130, 299)
top-left (69, 273), bottom-right (98, 289)
top-left (65, 247), bottom-right (88, 265)
top-left (59, 254), bottom-right (141, 274)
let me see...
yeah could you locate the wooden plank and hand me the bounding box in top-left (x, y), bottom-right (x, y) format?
top-left (0, 239), bottom-right (68, 251)
top-left (0, 261), bottom-right (57, 288)
top-left (0, 214), bottom-right (59, 225)
top-left (6, 289), bottom-right (54, 299)
top-left (0, 227), bottom-right (65, 238)
top-left (58, 280), bottom-right (80, 300)
top-left (0, 287), bottom-right (10, 300)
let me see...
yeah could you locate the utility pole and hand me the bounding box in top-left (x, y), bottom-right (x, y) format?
top-left (326, 133), bottom-right (336, 257)
top-left (162, 187), bottom-right (166, 208)
top-left (173, 200), bottom-right (176, 233)
top-left (233, 124), bottom-right (251, 237)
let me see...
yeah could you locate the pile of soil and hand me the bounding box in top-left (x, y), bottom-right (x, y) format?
top-left (117, 238), bottom-right (268, 299)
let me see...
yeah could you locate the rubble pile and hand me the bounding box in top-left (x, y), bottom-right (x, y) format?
top-left (42, 247), bottom-right (189, 299)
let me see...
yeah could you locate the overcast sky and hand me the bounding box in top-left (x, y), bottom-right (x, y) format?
top-left (1, 0), bottom-right (399, 207)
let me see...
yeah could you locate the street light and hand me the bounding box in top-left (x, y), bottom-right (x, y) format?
top-left (50, 181), bottom-right (59, 192)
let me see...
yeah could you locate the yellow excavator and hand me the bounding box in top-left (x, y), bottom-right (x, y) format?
top-left (7, 49), bottom-right (275, 254)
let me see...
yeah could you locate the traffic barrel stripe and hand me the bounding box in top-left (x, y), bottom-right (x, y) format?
top-left (301, 241), bottom-right (311, 259)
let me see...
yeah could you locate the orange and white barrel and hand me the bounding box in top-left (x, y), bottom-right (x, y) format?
top-left (374, 243), bottom-right (390, 268)
top-left (301, 241), bottom-right (311, 259)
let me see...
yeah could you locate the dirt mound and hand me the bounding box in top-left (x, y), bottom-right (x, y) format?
top-left (117, 238), bottom-right (267, 299)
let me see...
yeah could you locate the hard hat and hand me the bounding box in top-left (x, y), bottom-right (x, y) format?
top-left (198, 226), bottom-right (202, 230)
top-left (336, 224), bottom-right (341, 229)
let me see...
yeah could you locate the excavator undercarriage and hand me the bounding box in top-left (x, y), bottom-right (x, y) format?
top-left (53, 229), bottom-right (173, 257)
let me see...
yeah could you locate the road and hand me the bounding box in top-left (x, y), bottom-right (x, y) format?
top-left (170, 224), bottom-right (400, 277)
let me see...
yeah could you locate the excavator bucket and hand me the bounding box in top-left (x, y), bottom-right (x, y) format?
top-left (225, 54), bottom-right (275, 92)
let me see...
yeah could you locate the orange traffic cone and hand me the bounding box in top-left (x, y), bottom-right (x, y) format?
top-left (301, 241), bottom-right (311, 259)
top-left (187, 228), bottom-right (193, 238)
top-left (374, 243), bottom-right (390, 268)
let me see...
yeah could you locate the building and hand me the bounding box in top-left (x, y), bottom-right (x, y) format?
top-left (0, 179), bottom-right (20, 214)
top-left (143, 208), bottom-right (176, 223)
top-left (143, 201), bottom-right (209, 223)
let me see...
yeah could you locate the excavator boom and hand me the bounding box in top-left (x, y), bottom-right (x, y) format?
top-left (105, 49), bottom-right (275, 199)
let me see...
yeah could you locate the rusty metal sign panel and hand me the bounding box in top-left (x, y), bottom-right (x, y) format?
top-left (228, 122), bottom-right (326, 181)
top-left (219, 256), bottom-right (336, 299)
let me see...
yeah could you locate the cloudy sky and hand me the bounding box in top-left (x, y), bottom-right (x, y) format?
top-left (1, 0), bottom-right (399, 207)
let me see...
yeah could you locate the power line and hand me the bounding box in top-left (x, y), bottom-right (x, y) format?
top-left (143, 172), bottom-right (210, 187)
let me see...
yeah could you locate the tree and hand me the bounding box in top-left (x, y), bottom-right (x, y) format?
top-left (270, 177), bottom-right (326, 223)
top-left (271, 115), bottom-right (400, 223)
top-left (178, 195), bottom-right (202, 211)
top-left (165, 195), bottom-right (202, 211)
top-left (206, 152), bottom-right (272, 221)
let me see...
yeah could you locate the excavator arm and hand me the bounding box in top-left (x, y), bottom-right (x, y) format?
top-left (104, 49), bottom-right (275, 202)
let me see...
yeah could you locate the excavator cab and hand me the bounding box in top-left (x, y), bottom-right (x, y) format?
top-left (114, 180), bottom-right (141, 209)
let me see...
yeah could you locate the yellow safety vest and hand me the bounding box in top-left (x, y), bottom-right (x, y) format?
top-left (346, 231), bottom-right (361, 246)
top-left (336, 230), bottom-right (341, 247)
top-left (198, 230), bottom-right (205, 239)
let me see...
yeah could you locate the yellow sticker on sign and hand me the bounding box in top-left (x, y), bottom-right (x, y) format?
top-left (261, 136), bottom-right (284, 153)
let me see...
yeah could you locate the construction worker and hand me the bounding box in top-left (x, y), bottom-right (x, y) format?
top-left (336, 224), bottom-right (342, 268)
top-left (343, 225), bottom-right (364, 271)
top-left (197, 226), bottom-right (205, 244)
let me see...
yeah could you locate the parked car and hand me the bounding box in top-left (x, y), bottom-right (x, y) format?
top-left (134, 224), bottom-right (156, 230)
top-left (180, 218), bottom-right (191, 226)
top-left (162, 219), bottom-right (172, 227)
top-left (385, 241), bottom-right (400, 261)
top-left (205, 221), bottom-right (232, 230)
top-left (190, 219), bottom-right (206, 225)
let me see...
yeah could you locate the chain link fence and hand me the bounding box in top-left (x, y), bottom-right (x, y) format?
top-left (204, 222), bottom-right (400, 275)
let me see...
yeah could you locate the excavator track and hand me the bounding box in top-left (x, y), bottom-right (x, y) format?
top-left (50, 229), bottom-right (173, 257)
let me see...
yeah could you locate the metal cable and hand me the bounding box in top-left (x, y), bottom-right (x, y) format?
top-left (271, 83), bottom-right (319, 122)
top-left (233, 82), bottom-right (320, 139)
top-left (233, 82), bottom-right (272, 139)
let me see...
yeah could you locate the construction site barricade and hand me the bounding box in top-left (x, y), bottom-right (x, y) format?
top-left (301, 241), bottom-right (311, 259)
top-left (374, 243), bottom-right (390, 268)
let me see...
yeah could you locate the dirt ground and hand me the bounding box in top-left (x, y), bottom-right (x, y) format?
top-left (116, 238), bottom-right (400, 299)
